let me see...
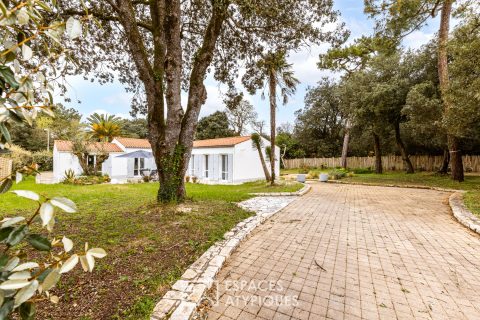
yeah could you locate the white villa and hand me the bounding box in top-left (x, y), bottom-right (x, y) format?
top-left (52, 136), bottom-right (279, 184)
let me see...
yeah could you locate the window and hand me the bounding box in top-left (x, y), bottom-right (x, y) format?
top-left (204, 155), bottom-right (209, 178)
top-left (134, 158), bottom-right (145, 176)
top-left (87, 155), bottom-right (95, 167)
top-left (221, 155), bottom-right (228, 180)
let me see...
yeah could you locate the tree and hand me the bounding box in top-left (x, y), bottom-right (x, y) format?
top-left (121, 118), bottom-right (149, 138)
top-left (87, 113), bottom-right (122, 142)
top-left (9, 105), bottom-right (82, 152)
top-left (59, 0), bottom-right (346, 202)
top-left (251, 133), bottom-right (270, 181)
top-left (195, 111), bottom-right (234, 140)
top-left (244, 51), bottom-right (299, 185)
top-left (71, 133), bottom-right (110, 176)
top-left (444, 14), bottom-right (480, 142)
top-left (224, 93), bottom-right (257, 135)
top-left (364, 0), bottom-right (467, 180)
top-left (294, 79), bottom-right (345, 158)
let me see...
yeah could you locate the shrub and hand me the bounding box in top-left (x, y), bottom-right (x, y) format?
top-left (5, 145), bottom-right (33, 170)
top-left (307, 171), bottom-right (319, 179)
top-left (142, 175), bottom-right (152, 183)
top-left (185, 175), bottom-right (191, 183)
top-left (329, 168), bottom-right (348, 180)
top-left (32, 150), bottom-right (53, 171)
top-left (62, 173), bottom-right (110, 185)
top-left (352, 167), bottom-right (374, 174)
top-left (62, 169), bottom-right (76, 184)
top-left (191, 176), bottom-right (198, 183)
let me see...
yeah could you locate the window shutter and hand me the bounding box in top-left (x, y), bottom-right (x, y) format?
top-left (212, 154), bottom-right (219, 181)
top-left (195, 155), bottom-right (202, 178)
top-left (228, 154), bottom-right (233, 182)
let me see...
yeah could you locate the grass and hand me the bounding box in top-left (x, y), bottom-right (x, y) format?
top-left (0, 178), bottom-right (302, 319)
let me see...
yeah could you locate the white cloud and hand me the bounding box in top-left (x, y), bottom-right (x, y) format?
top-left (403, 30), bottom-right (435, 49)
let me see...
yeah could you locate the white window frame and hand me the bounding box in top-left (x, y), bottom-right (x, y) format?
top-left (204, 155), bottom-right (209, 178)
top-left (134, 158), bottom-right (145, 176)
top-left (221, 154), bottom-right (228, 181)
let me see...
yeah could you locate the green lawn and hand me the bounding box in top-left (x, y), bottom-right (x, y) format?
top-left (0, 178), bottom-right (302, 320)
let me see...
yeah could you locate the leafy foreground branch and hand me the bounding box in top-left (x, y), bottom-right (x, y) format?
top-left (0, 180), bottom-right (105, 319)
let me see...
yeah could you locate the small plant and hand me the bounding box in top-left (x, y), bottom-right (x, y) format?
top-left (307, 171), bottom-right (319, 179)
top-left (185, 175), bottom-right (191, 183)
top-left (62, 170), bottom-right (76, 184)
top-left (329, 168), bottom-right (348, 180)
top-left (142, 175), bottom-right (152, 183)
top-left (191, 176), bottom-right (198, 183)
top-left (298, 163), bottom-right (311, 174)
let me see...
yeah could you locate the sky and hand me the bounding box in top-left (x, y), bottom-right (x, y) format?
top-left (60, 0), bottom-right (440, 130)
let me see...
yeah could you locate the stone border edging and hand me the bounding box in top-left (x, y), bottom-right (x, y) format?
top-left (449, 192), bottom-right (480, 235)
top-left (327, 180), bottom-right (480, 236)
top-left (150, 197), bottom-right (297, 320)
top-left (250, 183), bottom-right (311, 197)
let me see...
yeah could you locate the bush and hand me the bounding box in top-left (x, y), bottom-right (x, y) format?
top-left (5, 145), bottom-right (33, 170)
top-left (307, 171), bottom-right (319, 179)
top-left (191, 176), bottom-right (198, 183)
top-left (352, 167), bottom-right (374, 174)
top-left (329, 168), bottom-right (348, 180)
top-left (142, 175), bottom-right (152, 182)
top-left (62, 173), bottom-right (110, 185)
top-left (185, 175), bottom-right (191, 183)
top-left (32, 150), bottom-right (53, 171)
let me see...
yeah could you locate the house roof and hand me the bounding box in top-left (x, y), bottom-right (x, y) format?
top-left (55, 136), bottom-right (253, 153)
top-left (193, 136), bottom-right (251, 148)
top-left (54, 140), bottom-right (123, 153)
top-left (114, 137), bottom-right (151, 149)
top-left (114, 136), bottom-right (252, 149)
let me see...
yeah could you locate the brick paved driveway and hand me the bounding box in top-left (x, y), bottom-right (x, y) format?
top-left (205, 183), bottom-right (480, 320)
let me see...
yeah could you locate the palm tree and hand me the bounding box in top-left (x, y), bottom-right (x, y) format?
top-left (251, 133), bottom-right (271, 182)
top-left (257, 51), bottom-right (299, 185)
top-left (87, 113), bottom-right (122, 142)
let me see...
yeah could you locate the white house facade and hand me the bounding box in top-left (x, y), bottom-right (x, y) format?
top-left (52, 136), bottom-right (279, 184)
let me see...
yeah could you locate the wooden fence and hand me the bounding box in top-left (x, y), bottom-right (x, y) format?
top-left (284, 155), bottom-right (480, 172)
top-left (0, 157), bottom-right (13, 180)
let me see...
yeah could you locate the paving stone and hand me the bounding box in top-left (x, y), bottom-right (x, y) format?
top-left (203, 184), bottom-right (480, 319)
top-left (169, 301), bottom-right (197, 320)
top-left (182, 269), bottom-right (198, 280)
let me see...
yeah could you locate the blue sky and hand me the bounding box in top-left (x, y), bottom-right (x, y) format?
top-left (61, 1), bottom-right (440, 130)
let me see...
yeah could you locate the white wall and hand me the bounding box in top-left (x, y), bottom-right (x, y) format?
top-left (190, 147), bottom-right (233, 184)
top-left (109, 147), bottom-right (157, 180)
top-left (233, 137), bottom-right (280, 183)
top-left (53, 147), bottom-right (83, 182)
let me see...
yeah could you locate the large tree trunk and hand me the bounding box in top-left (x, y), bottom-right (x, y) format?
top-left (394, 121), bottom-right (414, 174)
top-left (373, 133), bottom-right (383, 174)
top-left (438, 0), bottom-right (464, 182)
top-left (341, 121), bottom-right (350, 169)
top-left (268, 71), bottom-right (277, 186)
top-left (113, 0), bottom-right (229, 202)
top-left (438, 147), bottom-right (450, 174)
